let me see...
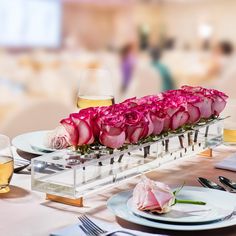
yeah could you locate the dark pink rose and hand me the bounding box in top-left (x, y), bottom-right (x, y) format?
top-left (70, 113), bottom-right (94, 146)
top-left (171, 107), bottom-right (190, 130)
top-left (181, 86), bottom-right (214, 118)
top-left (60, 117), bottom-right (79, 146)
top-left (124, 109), bottom-right (150, 143)
top-left (150, 105), bottom-right (165, 135)
top-left (98, 113), bottom-right (126, 148)
top-left (209, 89), bottom-right (228, 116)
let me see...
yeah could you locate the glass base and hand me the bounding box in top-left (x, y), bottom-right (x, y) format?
top-left (0, 186), bottom-right (10, 193)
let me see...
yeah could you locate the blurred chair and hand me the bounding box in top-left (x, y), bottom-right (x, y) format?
top-left (122, 60), bottom-right (162, 99)
top-left (0, 100), bottom-right (73, 139)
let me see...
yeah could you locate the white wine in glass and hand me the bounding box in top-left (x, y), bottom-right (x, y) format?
top-left (77, 68), bottom-right (114, 109)
top-left (0, 135), bottom-right (13, 193)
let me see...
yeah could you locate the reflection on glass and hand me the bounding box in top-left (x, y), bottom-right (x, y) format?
top-left (0, 134), bottom-right (13, 193)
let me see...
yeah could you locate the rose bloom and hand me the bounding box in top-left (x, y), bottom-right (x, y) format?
top-left (46, 126), bottom-right (69, 149)
top-left (133, 177), bottom-right (175, 214)
top-left (124, 108), bottom-right (150, 144)
top-left (98, 112), bottom-right (126, 149)
top-left (60, 117), bottom-right (79, 146)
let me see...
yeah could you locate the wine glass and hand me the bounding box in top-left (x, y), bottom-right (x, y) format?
top-left (223, 99), bottom-right (236, 145)
top-left (0, 134), bottom-right (13, 193)
top-left (77, 68), bottom-right (114, 109)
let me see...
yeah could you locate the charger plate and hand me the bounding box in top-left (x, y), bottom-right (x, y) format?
top-left (107, 187), bottom-right (236, 231)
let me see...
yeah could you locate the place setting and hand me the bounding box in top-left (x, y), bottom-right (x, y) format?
top-left (2, 77), bottom-right (236, 236)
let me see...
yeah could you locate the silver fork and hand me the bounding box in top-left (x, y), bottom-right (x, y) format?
top-left (78, 215), bottom-right (137, 236)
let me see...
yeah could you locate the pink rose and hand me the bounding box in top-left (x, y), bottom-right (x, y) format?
top-left (181, 86), bottom-right (214, 119)
top-left (124, 109), bottom-right (150, 143)
top-left (171, 107), bottom-right (190, 130)
top-left (46, 126), bottom-right (69, 149)
top-left (209, 89), bottom-right (228, 116)
top-left (150, 104), bottom-right (165, 135)
top-left (133, 177), bottom-right (175, 213)
top-left (98, 113), bottom-right (126, 149)
top-left (60, 117), bottom-right (79, 146)
top-left (70, 112), bottom-right (94, 146)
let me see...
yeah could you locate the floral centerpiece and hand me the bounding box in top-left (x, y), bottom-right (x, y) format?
top-left (46, 86), bottom-right (228, 151)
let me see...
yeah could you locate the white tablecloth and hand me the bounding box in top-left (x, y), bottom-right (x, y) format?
top-left (1, 146), bottom-right (236, 236)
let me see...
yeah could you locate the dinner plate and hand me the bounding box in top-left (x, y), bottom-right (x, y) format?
top-left (107, 187), bottom-right (236, 231)
top-left (12, 130), bottom-right (55, 155)
top-left (127, 188), bottom-right (234, 224)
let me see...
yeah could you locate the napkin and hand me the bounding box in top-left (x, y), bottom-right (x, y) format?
top-left (50, 217), bottom-right (164, 236)
top-left (215, 153), bottom-right (236, 172)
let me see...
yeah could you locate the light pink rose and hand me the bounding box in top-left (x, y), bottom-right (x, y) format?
top-left (46, 126), bottom-right (69, 149)
top-left (133, 177), bottom-right (175, 214)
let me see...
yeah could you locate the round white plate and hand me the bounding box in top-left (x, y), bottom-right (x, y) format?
top-left (107, 187), bottom-right (236, 231)
top-left (12, 131), bottom-right (55, 155)
top-left (127, 188), bottom-right (234, 224)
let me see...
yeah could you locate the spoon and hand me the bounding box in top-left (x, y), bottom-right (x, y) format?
top-left (197, 177), bottom-right (226, 191)
top-left (219, 176), bottom-right (236, 192)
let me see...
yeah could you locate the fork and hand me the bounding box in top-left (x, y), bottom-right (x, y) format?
top-left (78, 215), bottom-right (137, 236)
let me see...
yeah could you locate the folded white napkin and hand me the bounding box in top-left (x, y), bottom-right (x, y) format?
top-left (50, 217), bottom-right (164, 236)
top-left (215, 153), bottom-right (236, 172)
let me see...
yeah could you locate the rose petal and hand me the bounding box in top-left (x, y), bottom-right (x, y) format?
top-left (171, 110), bottom-right (189, 130)
top-left (187, 104), bottom-right (201, 123)
top-left (99, 130), bottom-right (125, 149)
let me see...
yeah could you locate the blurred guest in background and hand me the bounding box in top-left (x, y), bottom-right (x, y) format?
top-left (208, 41), bottom-right (234, 77)
top-left (120, 42), bottom-right (137, 92)
top-left (150, 46), bottom-right (175, 91)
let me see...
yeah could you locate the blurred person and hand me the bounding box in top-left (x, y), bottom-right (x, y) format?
top-left (208, 41), bottom-right (234, 77)
top-left (150, 46), bottom-right (175, 91)
top-left (120, 42), bottom-right (137, 92)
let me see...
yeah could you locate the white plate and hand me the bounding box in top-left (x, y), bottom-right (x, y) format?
top-left (12, 131), bottom-right (55, 155)
top-left (127, 188), bottom-right (234, 224)
top-left (107, 187), bottom-right (236, 231)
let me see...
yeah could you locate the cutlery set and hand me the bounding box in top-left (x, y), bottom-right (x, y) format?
top-left (198, 176), bottom-right (236, 193)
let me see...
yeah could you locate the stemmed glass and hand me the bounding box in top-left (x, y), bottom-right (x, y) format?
top-left (77, 68), bottom-right (114, 109)
top-left (0, 134), bottom-right (13, 193)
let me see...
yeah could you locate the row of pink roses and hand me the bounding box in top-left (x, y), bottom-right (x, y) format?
top-left (55, 86), bottom-right (228, 149)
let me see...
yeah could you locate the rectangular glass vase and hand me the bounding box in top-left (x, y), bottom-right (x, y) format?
top-left (31, 119), bottom-right (223, 199)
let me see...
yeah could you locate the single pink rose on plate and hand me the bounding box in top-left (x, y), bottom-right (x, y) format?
top-left (133, 177), bottom-right (175, 214)
top-left (46, 126), bottom-right (70, 149)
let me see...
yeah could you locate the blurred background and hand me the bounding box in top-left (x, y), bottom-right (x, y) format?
top-left (0, 0), bottom-right (235, 138)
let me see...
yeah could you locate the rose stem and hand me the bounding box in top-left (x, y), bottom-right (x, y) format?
top-left (187, 132), bottom-right (193, 146)
top-left (194, 130), bottom-right (199, 143)
top-left (118, 154), bottom-right (124, 163)
top-left (175, 199), bottom-right (206, 205)
top-left (97, 154), bottom-right (103, 166)
top-left (205, 126), bottom-right (209, 137)
top-left (165, 139), bottom-right (169, 152)
top-left (144, 146), bottom-right (150, 158)
top-left (178, 135), bottom-right (184, 148)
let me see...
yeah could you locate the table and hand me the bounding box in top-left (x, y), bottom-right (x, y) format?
top-left (1, 146), bottom-right (236, 236)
